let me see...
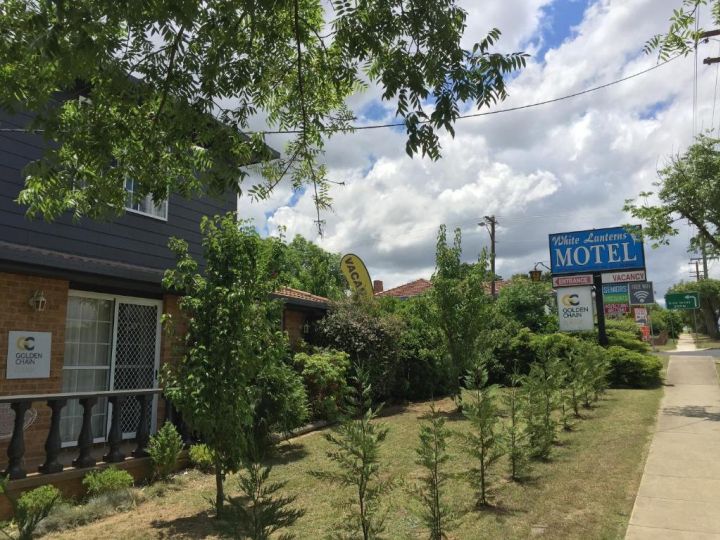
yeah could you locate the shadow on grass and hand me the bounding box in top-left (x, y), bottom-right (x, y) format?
top-left (150, 509), bottom-right (225, 539)
top-left (662, 405), bottom-right (720, 422)
top-left (269, 442), bottom-right (309, 466)
top-left (433, 408), bottom-right (465, 422)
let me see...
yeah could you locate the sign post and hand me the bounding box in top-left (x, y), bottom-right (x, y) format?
top-left (549, 226), bottom-right (645, 346)
top-left (593, 274), bottom-right (608, 345)
top-left (665, 292), bottom-right (701, 342)
top-left (665, 292), bottom-right (699, 310)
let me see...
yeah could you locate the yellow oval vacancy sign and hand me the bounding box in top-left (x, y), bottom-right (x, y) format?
top-left (340, 253), bottom-right (373, 300)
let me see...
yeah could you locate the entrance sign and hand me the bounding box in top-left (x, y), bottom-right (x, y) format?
top-left (557, 286), bottom-right (595, 332)
top-left (549, 226), bottom-right (645, 275)
top-left (601, 270), bottom-right (646, 284)
top-left (7, 331), bottom-right (51, 379)
top-left (665, 292), bottom-right (699, 310)
top-left (340, 254), bottom-right (374, 300)
top-left (552, 274), bottom-right (593, 288)
top-left (629, 282), bottom-right (654, 305)
top-left (634, 307), bottom-right (648, 324)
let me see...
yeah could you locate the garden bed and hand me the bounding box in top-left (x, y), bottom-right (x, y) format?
top-left (43, 386), bottom-right (662, 540)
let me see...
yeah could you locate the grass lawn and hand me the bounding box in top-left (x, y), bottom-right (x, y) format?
top-left (694, 334), bottom-right (720, 349)
top-left (654, 338), bottom-right (677, 352)
top-left (45, 385), bottom-right (663, 540)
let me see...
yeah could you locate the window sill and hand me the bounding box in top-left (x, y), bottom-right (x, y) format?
top-left (124, 207), bottom-right (168, 222)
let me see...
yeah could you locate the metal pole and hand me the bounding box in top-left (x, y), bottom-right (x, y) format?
top-left (693, 308), bottom-right (699, 342)
top-left (648, 309), bottom-right (657, 352)
top-left (593, 272), bottom-right (608, 346)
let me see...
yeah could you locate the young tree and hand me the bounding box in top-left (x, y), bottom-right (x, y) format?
top-left (229, 442), bottom-right (305, 540)
top-left (413, 404), bottom-right (452, 540)
top-left (431, 225), bottom-right (493, 399)
top-left (0, 1), bottom-right (526, 226)
top-left (502, 375), bottom-right (530, 481)
top-left (312, 370), bottom-right (393, 540)
top-left (459, 369), bottom-right (504, 507)
top-left (163, 213), bottom-right (289, 518)
top-left (521, 356), bottom-right (561, 460)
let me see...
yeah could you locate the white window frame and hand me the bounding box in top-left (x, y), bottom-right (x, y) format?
top-left (124, 178), bottom-right (169, 221)
top-left (62, 290), bottom-right (163, 447)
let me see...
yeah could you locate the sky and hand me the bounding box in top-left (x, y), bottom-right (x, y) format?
top-left (238, 0), bottom-right (720, 299)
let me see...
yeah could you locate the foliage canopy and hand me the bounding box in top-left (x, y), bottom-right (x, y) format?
top-left (0, 0), bottom-right (526, 227)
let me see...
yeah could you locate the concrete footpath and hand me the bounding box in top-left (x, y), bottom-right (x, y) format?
top-left (626, 336), bottom-right (720, 539)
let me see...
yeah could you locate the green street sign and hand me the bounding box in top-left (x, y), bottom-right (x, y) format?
top-left (665, 292), bottom-right (699, 310)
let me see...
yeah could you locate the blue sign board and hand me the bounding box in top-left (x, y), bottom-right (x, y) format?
top-left (549, 226), bottom-right (645, 275)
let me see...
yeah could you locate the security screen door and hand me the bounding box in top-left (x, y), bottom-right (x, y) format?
top-left (112, 301), bottom-right (160, 438)
top-left (61, 292), bottom-right (161, 445)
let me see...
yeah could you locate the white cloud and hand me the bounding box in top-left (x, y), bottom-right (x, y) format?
top-left (239, 0), bottom-right (720, 294)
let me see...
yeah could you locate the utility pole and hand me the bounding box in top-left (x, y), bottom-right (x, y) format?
top-left (690, 258), bottom-right (703, 281)
top-left (701, 29), bottom-right (720, 64)
top-left (702, 240), bottom-right (709, 279)
top-left (481, 215), bottom-right (497, 296)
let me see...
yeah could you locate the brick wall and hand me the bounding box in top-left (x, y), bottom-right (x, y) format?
top-left (157, 294), bottom-right (185, 425)
top-left (283, 309), bottom-right (307, 350)
top-left (0, 272), bottom-right (69, 465)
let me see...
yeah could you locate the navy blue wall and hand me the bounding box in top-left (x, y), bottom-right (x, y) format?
top-left (0, 109), bottom-right (236, 273)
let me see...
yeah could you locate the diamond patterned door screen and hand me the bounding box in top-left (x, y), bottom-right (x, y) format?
top-left (113, 302), bottom-right (159, 438)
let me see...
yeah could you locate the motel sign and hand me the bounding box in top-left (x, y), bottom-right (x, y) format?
top-left (549, 226), bottom-right (645, 275)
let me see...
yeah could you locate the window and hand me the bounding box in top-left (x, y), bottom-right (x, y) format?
top-left (61, 296), bottom-right (114, 444)
top-left (61, 292), bottom-right (162, 445)
top-left (124, 178), bottom-right (168, 220)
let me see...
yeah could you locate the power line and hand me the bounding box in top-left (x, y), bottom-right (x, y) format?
top-left (258, 54), bottom-right (683, 135)
top-left (1, 54), bottom-right (680, 135)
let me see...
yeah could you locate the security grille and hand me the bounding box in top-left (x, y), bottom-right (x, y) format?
top-left (113, 303), bottom-right (159, 437)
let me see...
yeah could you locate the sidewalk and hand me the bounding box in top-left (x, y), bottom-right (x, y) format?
top-left (674, 333), bottom-right (699, 352)
top-left (626, 340), bottom-right (720, 539)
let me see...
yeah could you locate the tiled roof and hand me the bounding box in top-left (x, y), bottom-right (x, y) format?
top-left (0, 240), bottom-right (164, 283)
top-left (274, 287), bottom-right (330, 307)
top-left (375, 278), bottom-right (511, 299)
top-left (375, 278), bottom-right (432, 298)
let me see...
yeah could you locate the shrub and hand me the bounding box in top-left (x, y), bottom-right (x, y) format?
top-left (606, 329), bottom-right (650, 353)
top-left (294, 349), bottom-right (349, 421)
top-left (36, 491), bottom-right (136, 536)
top-left (378, 296), bottom-right (452, 401)
top-left (605, 318), bottom-right (643, 337)
top-left (250, 360), bottom-right (309, 438)
top-left (14, 485), bottom-right (61, 540)
top-left (189, 444), bottom-right (215, 473)
top-left (606, 346), bottom-right (663, 388)
top-left (82, 467), bottom-right (133, 497)
top-left (317, 298), bottom-right (405, 401)
top-left (148, 422), bottom-right (184, 480)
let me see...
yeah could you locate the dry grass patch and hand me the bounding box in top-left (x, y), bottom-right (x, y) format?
top-left (45, 387), bottom-right (662, 540)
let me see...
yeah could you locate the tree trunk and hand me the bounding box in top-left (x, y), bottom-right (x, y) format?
top-left (215, 460), bottom-right (224, 519)
top-left (701, 305), bottom-right (720, 339)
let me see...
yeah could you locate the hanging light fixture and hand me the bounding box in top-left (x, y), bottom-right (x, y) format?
top-left (28, 290), bottom-right (47, 312)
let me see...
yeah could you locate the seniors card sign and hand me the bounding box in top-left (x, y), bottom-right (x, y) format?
top-left (549, 226), bottom-right (645, 275)
top-left (7, 331), bottom-right (52, 379)
top-left (557, 286), bottom-right (594, 332)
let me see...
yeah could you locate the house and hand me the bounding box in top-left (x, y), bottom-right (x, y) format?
top-left (373, 277), bottom-right (510, 300)
top-left (374, 278), bottom-right (432, 299)
top-left (273, 287), bottom-right (329, 350)
top-left (0, 104), bottom-right (275, 507)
